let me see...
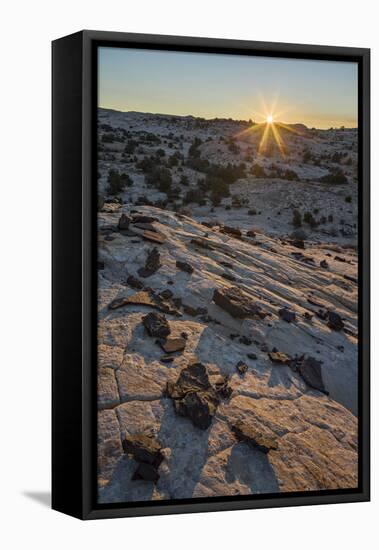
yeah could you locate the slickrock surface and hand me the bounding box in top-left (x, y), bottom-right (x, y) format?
top-left (97, 204), bottom-right (358, 502)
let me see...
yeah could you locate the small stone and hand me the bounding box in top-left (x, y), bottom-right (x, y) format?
top-left (118, 213), bottom-right (131, 230)
top-left (159, 337), bottom-right (187, 354)
top-left (183, 304), bottom-right (198, 317)
top-left (176, 260), bottom-right (194, 274)
top-left (268, 351), bottom-right (291, 365)
top-left (320, 259), bottom-right (329, 269)
top-left (213, 286), bottom-right (266, 319)
top-left (160, 355), bottom-right (174, 363)
top-left (327, 311), bottom-right (344, 331)
top-left (138, 247), bottom-right (161, 278)
top-left (246, 230), bottom-right (256, 238)
top-left (142, 312), bottom-right (170, 338)
top-left (289, 239), bottom-right (305, 249)
top-left (220, 261), bottom-right (234, 269)
top-left (159, 289), bottom-right (173, 300)
top-left (247, 353), bottom-right (258, 360)
top-left (278, 308), bottom-right (297, 323)
top-left (222, 225), bottom-right (242, 238)
top-left (127, 275), bottom-right (144, 289)
top-left (236, 361), bottom-right (248, 375)
top-left (239, 336), bottom-right (252, 345)
top-left (222, 272), bottom-right (236, 282)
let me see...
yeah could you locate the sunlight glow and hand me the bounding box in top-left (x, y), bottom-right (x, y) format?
top-left (266, 114), bottom-right (273, 124)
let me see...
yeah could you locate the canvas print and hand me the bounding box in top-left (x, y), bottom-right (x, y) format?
top-left (96, 47), bottom-right (359, 504)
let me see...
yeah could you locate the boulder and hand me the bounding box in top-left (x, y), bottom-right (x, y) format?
top-left (298, 356), bottom-right (328, 394)
top-left (143, 312), bottom-right (171, 339)
top-left (213, 286), bottom-right (266, 319)
top-left (166, 362), bottom-right (225, 430)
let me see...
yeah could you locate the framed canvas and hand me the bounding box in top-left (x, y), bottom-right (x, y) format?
top-left (52, 30), bottom-right (370, 520)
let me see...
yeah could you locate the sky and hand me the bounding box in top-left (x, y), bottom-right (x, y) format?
top-left (98, 47), bottom-right (358, 129)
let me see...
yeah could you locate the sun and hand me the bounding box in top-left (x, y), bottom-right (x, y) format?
top-left (266, 114), bottom-right (274, 124)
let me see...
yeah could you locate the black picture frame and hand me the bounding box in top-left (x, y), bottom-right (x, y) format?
top-left (52, 30), bottom-right (370, 520)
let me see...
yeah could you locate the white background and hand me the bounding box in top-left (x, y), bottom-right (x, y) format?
top-left (0, 0), bottom-right (376, 548)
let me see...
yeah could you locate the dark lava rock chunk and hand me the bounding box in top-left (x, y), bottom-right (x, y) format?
top-left (278, 308), bottom-right (296, 323)
top-left (213, 286), bottom-right (266, 319)
top-left (298, 356), bottom-right (328, 394)
top-left (327, 311), bottom-right (344, 331)
top-left (118, 213), bottom-right (131, 230)
top-left (127, 275), bottom-right (144, 290)
top-left (320, 259), bottom-right (329, 269)
top-left (132, 462), bottom-right (160, 482)
top-left (236, 361), bottom-right (248, 376)
top-left (159, 289), bottom-right (173, 300)
top-left (232, 421), bottom-right (278, 453)
top-left (138, 247), bottom-right (161, 278)
top-left (123, 433), bottom-right (163, 467)
top-left (143, 312), bottom-right (171, 339)
top-left (176, 260), bottom-right (194, 274)
top-left (222, 272), bottom-right (236, 282)
top-left (247, 353), bottom-right (258, 360)
top-left (222, 225), bottom-right (242, 238)
top-left (166, 362), bottom-right (228, 430)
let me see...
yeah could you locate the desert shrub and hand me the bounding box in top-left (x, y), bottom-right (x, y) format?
top-left (186, 157), bottom-right (210, 172)
top-left (188, 137), bottom-right (202, 158)
top-left (180, 175), bottom-right (189, 186)
top-left (183, 188), bottom-right (204, 205)
top-left (228, 140), bottom-right (240, 154)
top-left (137, 156), bottom-right (156, 173)
top-left (106, 169), bottom-right (133, 194)
top-left (145, 166), bottom-right (172, 193)
top-left (319, 168), bottom-right (348, 184)
top-left (302, 149), bottom-right (312, 163)
top-left (292, 209), bottom-right (302, 227)
top-left (251, 163), bottom-right (267, 178)
top-left (284, 169), bottom-right (299, 181)
top-left (303, 211), bottom-right (318, 228)
top-left (124, 139), bottom-right (138, 154)
top-left (345, 195), bottom-right (352, 203)
top-left (328, 214), bottom-right (334, 222)
top-left (156, 148), bottom-right (166, 158)
top-left (102, 133), bottom-right (116, 143)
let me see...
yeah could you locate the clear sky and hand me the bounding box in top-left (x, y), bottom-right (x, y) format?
top-left (98, 47), bottom-right (358, 129)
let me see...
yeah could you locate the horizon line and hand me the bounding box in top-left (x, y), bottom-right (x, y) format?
top-left (98, 106), bottom-right (358, 130)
